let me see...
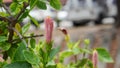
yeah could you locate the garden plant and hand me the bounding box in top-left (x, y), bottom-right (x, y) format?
top-left (0, 0), bottom-right (113, 68)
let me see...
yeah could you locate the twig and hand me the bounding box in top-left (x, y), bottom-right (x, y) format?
top-left (1, 3), bottom-right (12, 16)
top-left (12, 34), bottom-right (44, 42)
top-left (15, 2), bottom-right (29, 20)
top-left (74, 55), bottom-right (78, 63)
top-left (8, 2), bottom-right (29, 43)
top-left (12, 27), bottom-right (28, 47)
top-left (24, 34), bottom-right (44, 38)
top-left (0, 16), bottom-right (11, 22)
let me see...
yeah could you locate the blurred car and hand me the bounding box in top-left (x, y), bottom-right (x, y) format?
top-left (57, 0), bottom-right (117, 26)
top-left (23, 5), bottom-right (57, 26)
top-left (106, 0), bottom-right (117, 18)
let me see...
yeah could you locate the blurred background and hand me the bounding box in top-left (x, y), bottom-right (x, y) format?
top-left (2, 0), bottom-right (120, 68)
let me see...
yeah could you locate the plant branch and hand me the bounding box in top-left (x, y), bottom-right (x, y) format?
top-left (74, 55), bottom-right (78, 63)
top-left (15, 2), bottom-right (29, 20)
top-left (1, 3), bottom-right (12, 16)
top-left (0, 16), bottom-right (11, 22)
top-left (12, 34), bottom-right (44, 42)
top-left (8, 2), bottom-right (29, 43)
top-left (12, 27), bottom-right (28, 47)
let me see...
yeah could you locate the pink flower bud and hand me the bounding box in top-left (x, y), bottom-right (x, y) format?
top-left (44, 16), bottom-right (54, 43)
top-left (92, 50), bottom-right (98, 68)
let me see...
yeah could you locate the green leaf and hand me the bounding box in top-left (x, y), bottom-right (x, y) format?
top-left (39, 48), bottom-right (47, 63)
top-left (28, 15), bottom-right (39, 27)
top-left (14, 23), bottom-right (21, 36)
top-left (7, 47), bottom-right (16, 60)
top-left (76, 58), bottom-right (88, 67)
top-left (3, 62), bottom-right (32, 68)
top-left (50, 0), bottom-right (62, 10)
top-left (0, 62), bottom-right (7, 68)
top-left (30, 38), bottom-right (36, 49)
top-left (49, 46), bottom-right (60, 60)
top-left (10, 2), bottom-right (21, 14)
top-left (0, 42), bottom-right (11, 51)
top-left (0, 36), bottom-right (7, 42)
top-left (96, 48), bottom-right (113, 63)
top-left (13, 42), bottom-right (26, 62)
top-left (23, 50), bottom-right (40, 65)
top-left (67, 42), bottom-right (73, 49)
top-left (57, 63), bottom-right (66, 68)
top-left (0, 0), bottom-right (3, 2)
top-left (0, 12), bottom-right (9, 17)
top-left (81, 48), bottom-right (92, 54)
top-left (46, 60), bottom-right (56, 67)
top-left (72, 48), bottom-right (81, 55)
top-left (22, 23), bottom-right (30, 34)
top-left (39, 48), bottom-right (44, 56)
top-left (73, 41), bottom-right (80, 48)
top-left (46, 65), bottom-right (56, 68)
top-left (60, 50), bottom-right (74, 62)
top-left (30, 0), bottom-right (38, 10)
top-left (87, 60), bottom-right (93, 68)
top-left (18, 10), bottom-right (29, 22)
top-left (37, 1), bottom-right (47, 10)
top-left (10, 2), bottom-right (17, 12)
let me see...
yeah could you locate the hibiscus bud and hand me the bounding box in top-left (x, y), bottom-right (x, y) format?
top-left (44, 16), bottom-right (54, 44)
top-left (92, 50), bottom-right (98, 68)
top-left (58, 28), bottom-right (70, 42)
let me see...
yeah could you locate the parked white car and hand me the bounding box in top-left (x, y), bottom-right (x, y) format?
top-left (57, 0), bottom-right (117, 26)
top-left (106, 0), bottom-right (117, 17)
top-left (23, 5), bottom-right (57, 25)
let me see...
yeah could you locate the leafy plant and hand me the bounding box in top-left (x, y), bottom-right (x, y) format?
top-left (0, 0), bottom-right (113, 68)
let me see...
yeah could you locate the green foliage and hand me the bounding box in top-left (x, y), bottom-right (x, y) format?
top-left (30, 38), bottom-right (36, 49)
top-left (60, 50), bottom-right (74, 62)
top-left (57, 63), bottom-right (66, 68)
top-left (96, 48), bottom-right (114, 63)
top-left (12, 42), bottom-right (26, 62)
top-left (50, 0), bottom-right (62, 10)
top-left (18, 10), bottom-right (29, 22)
top-left (46, 60), bottom-right (56, 68)
top-left (22, 23), bottom-right (30, 34)
top-left (3, 62), bottom-right (32, 68)
top-left (23, 50), bottom-right (40, 65)
top-left (75, 59), bottom-right (93, 68)
top-left (10, 2), bottom-right (21, 15)
top-left (0, 21), bottom-right (8, 35)
top-left (0, 0), bottom-right (3, 2)
top-left (7, 47), bottom-right (17, 60)
top-left (0, 42), bottom-right (11, 51)
top-left (28, 15), bottom-right (39, 27)
top-left (0, 36), bottom-right (7, 42)
top-left (76, 58), bottom-right (88, 67)
top-left (0, 0), bottom-right (113, 68)
top-left (0, 12), bottom-right (9, 17)
top-left (49, 46), bottom-right (60, 61)
top-left (0, 62), bottom-right (7, 68)
top-left (72, 48), bottom-right (81, 55)
top-left (37, 1), bottom-right (47, 10)
top-left (30, 0), bottom-right (38, 10)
